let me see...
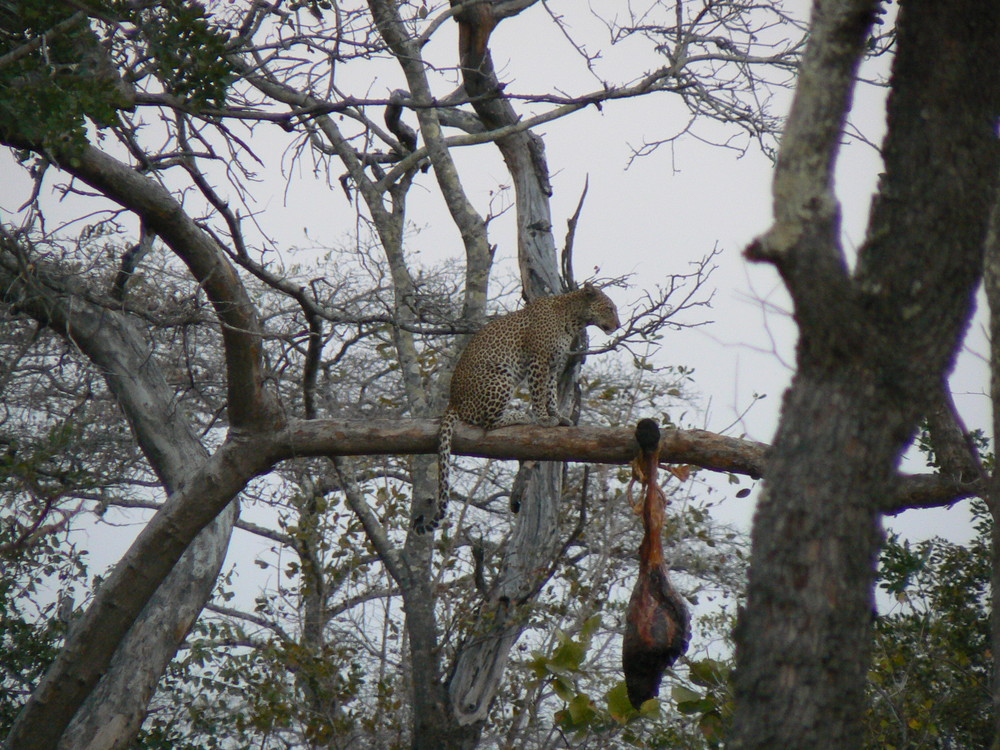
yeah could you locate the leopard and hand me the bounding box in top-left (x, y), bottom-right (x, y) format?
top-left (413, 282), bottom-right (620, 533)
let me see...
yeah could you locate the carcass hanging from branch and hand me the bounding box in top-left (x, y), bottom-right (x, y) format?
top-left (622, 418), bottom-right (691, 710)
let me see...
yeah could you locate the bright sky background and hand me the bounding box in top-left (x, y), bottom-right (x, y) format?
top-left (0, 0), bottom-right (990, 592)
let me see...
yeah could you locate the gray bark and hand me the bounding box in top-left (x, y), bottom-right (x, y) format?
top-left (368, 0), bottom-right (492, 325)
top-left (58, 506), bottom-right (235, 750)
top-left (733, 0), bottom-right (999, 747)
top-left (984, 172), bottom-right (1000, 750)
top-left (0, 134), bottom-right (281, 750)
top-left (443, 0), bottom-right (576, 728)
top-left (54, 300), bottom-right (236, 750)
top-left (4, 427), bottom-right (270, 750)
top-left (0, 249), bottom-right (237, 750)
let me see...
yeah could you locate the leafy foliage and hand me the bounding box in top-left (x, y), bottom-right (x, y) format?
top-left (4, 1), bottom-right (984, 748)
top-left (0, 2), bottom-right (121, 150)
top-left (137, 617), bottom-right (370, 750)
top-left (0, 434), bottom-right (89, 732)
top-left (138, 1), bottom-right (234, 109)
top-left (0, 1), bottom-right (233, 152)
top-left (524, 610), bottom-right (736, 749)
top-left (867, 500), bottom-right (993, 749)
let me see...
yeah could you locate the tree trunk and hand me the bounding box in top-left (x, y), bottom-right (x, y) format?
top-left (984, 169), bottom-right (1000, 750)
top-left (732, 1), bottom-right (999, 747)
top-left (0, 252), bottom-right (237, 750)
top-left (58, 506), bottom-right (236, 750)
top-left (445, 0), bottom-right (575, 730)
top-left (0, 136), bottom-right (282, 748)
top-left (732, 370), bottom-right (893, 748)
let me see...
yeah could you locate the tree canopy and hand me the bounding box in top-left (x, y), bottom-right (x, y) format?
top-left (1, 1), bottom-right (996, 750)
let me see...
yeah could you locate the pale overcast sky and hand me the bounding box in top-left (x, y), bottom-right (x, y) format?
top-left (0, 0), bottom-right (988, 559)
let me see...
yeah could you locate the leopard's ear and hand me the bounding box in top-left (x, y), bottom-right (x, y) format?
top-left (582, 281), bottom-right (597, 294)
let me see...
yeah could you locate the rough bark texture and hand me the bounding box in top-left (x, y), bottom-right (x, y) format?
top-left (3, 434), bottom-right (270, 750)
top-left (732, 1), bottom-right (999, 748)
top-left (0, 246), bottom-right (237, 750)
top-left (443, 2), bottom-right (577, 731)
top-left (0, 139), bottom-right (281, 749)
top-left (57, 506), bottom-right (235, 750)
top-left (984, 173), bottom-right (1000, 750)
top-left (4, 3), bottom-right (995, 747)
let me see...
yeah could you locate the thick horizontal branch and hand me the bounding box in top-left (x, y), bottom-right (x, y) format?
top-left (275, 418), bottom-right (980, 513)
top-left (879, 474), bottom-right (986, 516)
top-left (5, 415), bottom-right (977, 748)
top-left (278, 418), bottom-right (766, 476)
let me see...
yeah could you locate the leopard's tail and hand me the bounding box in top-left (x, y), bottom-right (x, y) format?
top-left (413, 407), bottom-right (459, 533)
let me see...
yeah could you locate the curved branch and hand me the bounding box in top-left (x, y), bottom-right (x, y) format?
top-left (0, 139), bottom-right (282, 432)
top-left (369, 0), bottom-right (492, 322)
top-left (0, 237), bottom-right (246, 750)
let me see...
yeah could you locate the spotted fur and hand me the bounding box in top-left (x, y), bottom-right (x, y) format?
top-left (413, 283), bottom-right (620, 533)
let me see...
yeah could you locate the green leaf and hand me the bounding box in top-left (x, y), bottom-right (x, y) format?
top-left (550, 631), bottom-right (586, 672)
top-left (567, 693), bottom-right (597, 725)
top-left (580, 613), bottom-right (602, 642)
top-left (551, 675), bottom-right (576, 702)
top-left (688, 657), bottom-right (728, 687)
top-left (638, 698), bottom-right (662, 719)
top-left (671, 685), bottom-right (702, 703)
top-left (606, 682), bottom-right (637, 724)
top-left (699, 710), bottom-right (725, 742)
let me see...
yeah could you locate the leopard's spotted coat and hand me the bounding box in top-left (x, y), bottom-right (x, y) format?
top-left (413, 283), bottom-right (620, 533)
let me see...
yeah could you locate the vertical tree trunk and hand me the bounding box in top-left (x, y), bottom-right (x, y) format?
top-left (59, 507), bottom-right (236, 750)
top-left (731, 372), bottom-right (894, 748)
top-left (445, 1), bottom-right (577, 731)
top-left (732, 1), bottom-right (999, 748)
top-left (983, 174), bottom-right (1000, 750)
top-left (0, 263), bottom-right (236, 750)
top-left (0, 135), bottom-right (284, 750)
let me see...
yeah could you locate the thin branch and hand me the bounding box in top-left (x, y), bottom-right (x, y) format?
top-left (0, 11), bottom-right (87, 70)
top-left (330, 456), bottom-right (409, 586)
top-left (561, 176), bottom-right (588, 288)
top-left (203, 602), bottom-right (294, 641)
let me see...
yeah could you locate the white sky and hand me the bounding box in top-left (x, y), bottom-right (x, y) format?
top-left (1, 0), bottom-right (990, 591)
